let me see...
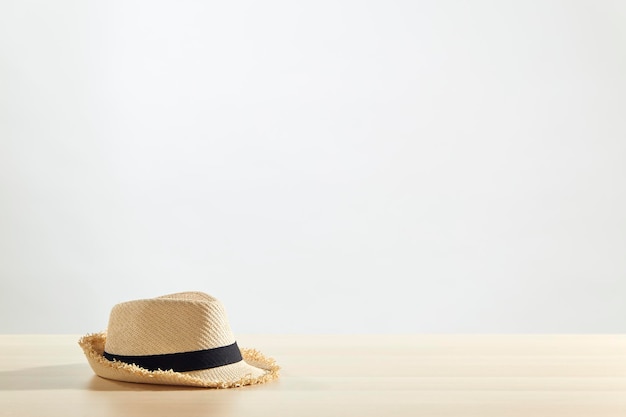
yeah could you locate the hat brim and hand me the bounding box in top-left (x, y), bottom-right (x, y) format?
top-left (79, 333), bottom-right (280, 388)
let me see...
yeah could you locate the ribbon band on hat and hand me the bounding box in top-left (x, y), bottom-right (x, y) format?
top-left (103, 341), bottom-right (243, 372)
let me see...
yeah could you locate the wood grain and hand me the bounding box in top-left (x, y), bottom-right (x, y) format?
top-left (1, 335), bottom-right (625, 416)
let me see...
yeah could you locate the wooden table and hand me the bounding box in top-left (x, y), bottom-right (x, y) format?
top-left (1, 335), bottom-right (625, 416)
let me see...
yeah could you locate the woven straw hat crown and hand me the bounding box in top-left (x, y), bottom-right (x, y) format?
top-left (105, 292), bottom-right (235, 356)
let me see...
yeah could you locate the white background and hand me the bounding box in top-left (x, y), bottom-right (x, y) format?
top-left (1, 0), bottom-right (625, 334)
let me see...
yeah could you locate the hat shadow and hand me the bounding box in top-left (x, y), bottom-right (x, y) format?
top-left (88, 374), bottom-right (202, 391)
top-left (0, 364), bottom-right (90, 390)
top-left (0, 364), bottom-right (220, 391)
top-left (0, 364), bottom-right (242, 417)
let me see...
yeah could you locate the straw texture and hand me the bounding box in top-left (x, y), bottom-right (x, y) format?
top-left (104, 294), bottom-right (235, 355)
top-left (78, 292), bottom-right (280, 388)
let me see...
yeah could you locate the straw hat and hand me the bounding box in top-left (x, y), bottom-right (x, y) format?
top-left (78, 291), bottom-right (279, 388)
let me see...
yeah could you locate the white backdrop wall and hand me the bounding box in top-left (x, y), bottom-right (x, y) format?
top-left (1, 0), bottom-right (625, 334)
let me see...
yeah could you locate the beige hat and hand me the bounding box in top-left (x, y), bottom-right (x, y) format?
top-left (78, 291), bottom-right (279, 388)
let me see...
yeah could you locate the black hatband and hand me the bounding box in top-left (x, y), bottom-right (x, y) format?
top-left (103, 341), bottom-right (243, 372)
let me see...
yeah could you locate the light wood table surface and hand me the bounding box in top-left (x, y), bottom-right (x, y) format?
top-left (1, 334), bottom-right (625, 416)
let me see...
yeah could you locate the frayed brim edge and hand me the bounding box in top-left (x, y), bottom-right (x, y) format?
top-left (78, 333), bottom-right (280, 388)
